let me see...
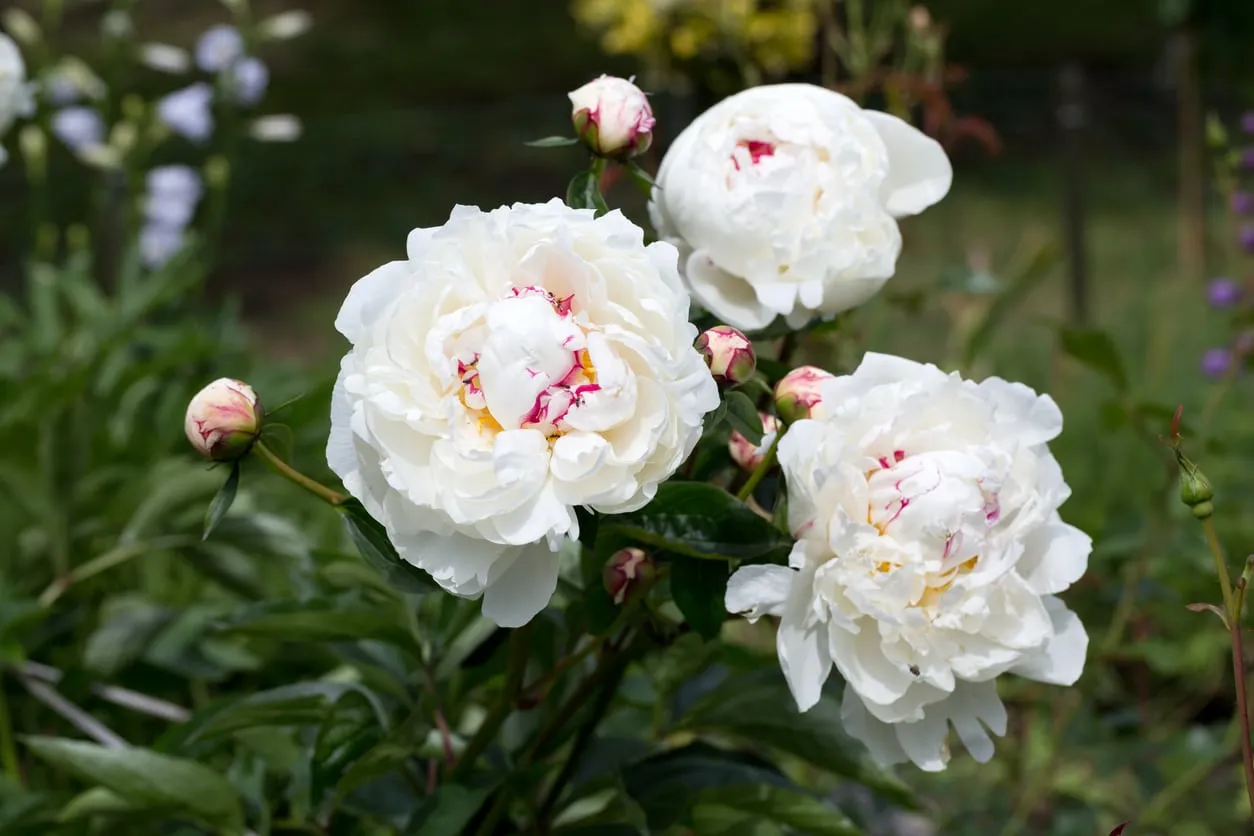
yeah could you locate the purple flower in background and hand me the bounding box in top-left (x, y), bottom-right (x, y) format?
top-left (1241, 224), bottom-right (1254, 253)
top-left (157, 83), bottom-right (213, 142)
top-left (51, 106), bottom-right (104, 150)
top-left (139, 222), bottom-right (187, 268)
top-left (44, 73), bottom-right (79, 106)
top-left (1202, 348), bottom-right (1233, 379)
top-left (144, 165), bottom-right (203, 227)
top-left (1208, 277), bottom-right (1241, 308)
top-left (1242, 147), bottom-right (1254, 171)
top-left (1233, 191), bottom-right (1254, 215)
top-left (1243, 111), bottom-right (1254, 135)
top-left (195, 25), bottom-right (244, 73)
top-left (229, 56), bottom-right (269, 106)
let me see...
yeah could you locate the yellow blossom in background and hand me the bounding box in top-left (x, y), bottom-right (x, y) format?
top-left (571, 0), bottom-right (817, 89)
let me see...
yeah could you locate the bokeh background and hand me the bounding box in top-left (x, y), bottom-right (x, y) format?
top-left (6, 0), bottom-right (1254, 833)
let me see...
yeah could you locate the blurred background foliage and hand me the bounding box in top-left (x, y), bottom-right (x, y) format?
top-left (3, 0), bottom-right (1254, 834)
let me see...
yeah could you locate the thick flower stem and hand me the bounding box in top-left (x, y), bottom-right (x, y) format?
top-left (251, 441), bottom-right (347, 506)
top-left (736, 430), bottom-right (782, 502)
top-left (451, 623), bottom-right (533, 782)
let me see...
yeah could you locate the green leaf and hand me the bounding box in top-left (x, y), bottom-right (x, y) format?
top-left (59, 787), bottom-right (140, 821)
top-left (673, 669), bottom-right (917, 808)
top-left (621, 742), bottom-right (790, 829)
top-left (215, 598), bottom-right (416, 650)
top-left (692, 785), bottom-right (863, 835)
top-left (202, 462), bottom-right (240, 541)
top-left (407, 783), bottom-right (491, 834)
top-left (722, 391), bottom-right (764, 445)
top-left (340, 500), bottom-right (436, 594)
top-left (23, 737), bottom-right (244, 830)
top-left (701, 398), bottom-right (729, 436)
top-left (160, 682), bottom-right (360, 750)
top-left (527, 135), bottom-right (581, 148)
top-left (670, 558), bottom-right (729, 640)
top-left (963, 240), bottom-right (1059, 365)
top-left (1058, 327), bottom-right (1128, 392)
top-left (567, 166), bottom-right (609, 215)
top-left (597, 483), bottom-right (792, 562)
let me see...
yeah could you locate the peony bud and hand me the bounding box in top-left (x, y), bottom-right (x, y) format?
top-left (568, 75), bottom-right (655, 159)
top-left (728, 413), bottom-right (780, 471)
top-left (185, 378), bottom-right (264, 461)
top-left (602, 547), bottom-right (655, 604)
top-left (774, 366), bottom-right (836, 423)
top-left (695, 325), bottom-right (755, 386)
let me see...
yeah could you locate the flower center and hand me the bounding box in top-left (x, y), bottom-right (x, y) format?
top-left (730, 138), bottom-right (776, 171)
top-left (450, 287), bottom-right (601, 441)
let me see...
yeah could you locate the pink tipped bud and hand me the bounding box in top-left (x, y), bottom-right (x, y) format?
top-left (184, 378), bottom-right (263, 461)
top-left (774, 366), bottom-right (836, 423)
top-left (568, 75), bottom-right (655, 159)
top-left (695, 325), bottom-right (756, 387)
top-left (603, 547), bottom-right (656, 605)
top-left (728, 413), bottom-right (780, 471)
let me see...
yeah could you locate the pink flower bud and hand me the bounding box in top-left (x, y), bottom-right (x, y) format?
top-left (568, 75), bottom-right (655, 159)
top-left (728, 413), bottom-right (780, 471)
top-left (695, 325), bottom-right (756, 386)
top-left (184, 378), bottom-right (263, 461)
top-left (774, 366), bottom-right (835, 423)
top-left (603, 547), bottom-right (656, 604)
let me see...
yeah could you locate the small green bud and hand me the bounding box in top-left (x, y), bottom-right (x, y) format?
top-left (1175, 448), bottom-right (1214, 519)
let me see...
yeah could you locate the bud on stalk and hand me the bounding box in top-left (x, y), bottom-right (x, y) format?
top-left (774, 366), bottom-right (836, 423)
top-left (603, 547), bottom-right (656, 605)
top-left (185, 378), bottom-right (264, 462)
top-left (568, 75), bottom-right (655, 160)
top-left (729, 413), bottom-right (780, 472)
top-left (1175, 448), bottom-right (1214, 520)
top-left (695, 325), bottom-right (756, 387)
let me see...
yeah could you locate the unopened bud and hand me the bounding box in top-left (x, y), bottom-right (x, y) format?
top-left (603, 547), bottom-right (655, 605)
top-left (1175, 448), bottom-right (1214, 520)
top-left (728, 413), bottom-right (780, 471)
top-left (774, 366), bottom-right (836, 423)
top-left (695, 325), bottom-right (755, 387)
top-left (185, 378), bottom-right (264, 462)
top-left (257, 10), bottom-right (312, 41)
top-left (568, 75), bottom-right (655, 159)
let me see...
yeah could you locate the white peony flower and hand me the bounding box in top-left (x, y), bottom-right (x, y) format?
top-left (0, 33), bottom-right (34, 167)
top-left (650, 84), bottom-right (952, 332)
top-left (725, 353), bottom-right (1090, 771)
top-left (157, 82), bottom-right (214, 142)
top-left (195, 24), bottom-right (244, 73)
top-left (328, 200), bottom-right (720, 627)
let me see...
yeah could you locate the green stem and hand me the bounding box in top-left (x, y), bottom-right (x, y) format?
top-left (0, 680), bottom-right (21, 786)
top-left (736, 430), bottom-right (782, 502)
top-left (37, 535), bottom-right (197, 608)
top-left (451, 623), bottom-right (533, 781)
top-left (251, 442), bottom-right (347, 506)
top-left (1204, 518), bottom-right (1236, 619)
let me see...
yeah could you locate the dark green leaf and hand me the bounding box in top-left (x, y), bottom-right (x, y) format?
top-left (963, 241), bottom-right (1058, 365)
top-left (1058, 327), bottom-right (1128, 392)
top-left (214, 598), bottom-right (416, 650)
top-left (693, 785), bottom-right (862, 835)
top-left (527, 135), bottom-right (581, 148)
top-left (84, 598), bottom-right (172, 677)
top-left (701, 398), bottom-right (729, 436)
top-left (22, 737), bottom-right (243, 830)
top-left (621, 742), bottom-right (790, 829)
top-left (59, 788), bottom-right (140, 821)
top-left (340, 500), bottom-right (436, 594)
top-left (407, 783), bottom-right (491, 834)
top-left (722, 391), bottom-right (764, 445)
top-left (161, 683), bottom-right (360, 750)
top-left (598, 483), bottom-right (792, 562)
top-left (567, 168), bottom-right (609, 215)
top-left (674, 669), bottom-right (917, 808)
top-left (670, 559), bottom-right (729, 640)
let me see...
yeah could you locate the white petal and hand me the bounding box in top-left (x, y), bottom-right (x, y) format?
top-left (334, 260), bottom-right (411, 344)
top-left (892, 708), bottom-right (951, 772)
top-left (326, 369), bottom-right (357, 481)
top-left (777, 574), bottom-right (832, 711)
top-left (1016, 520), bottom-right (1091, 595)
top-left (829, 621), bottom-right (916, 709)
top-left (977, 377), bottom-right (1064, 445)
top-left (945, 680), bottom-right (1006, 763)
top-left (725, 564), bottom-right (795, 623)
top-left (481, 541), bottom-right (561, 628)
top-left (1010, 596), bottom-right (1088, 686)
top-left (840, 687), bottom-right (908, 766)
top-left (862, 110), bottom-right (953, 218)
top-left (685, 251), bottom-right (775, 331)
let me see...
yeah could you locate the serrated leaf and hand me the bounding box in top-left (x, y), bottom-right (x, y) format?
top-left (527, 135), bottom-right (581, 148)
top-left (671, 558), bottom-right (729, 640)
top-left (23, 737), bottom-right (243, 830)
top-left (722, 391), bottom-right (764, 445)
top-left (597, 483), bottom-right (792, 562)
top-left (340, 500), bottom-right (436, 594)
top-left (1058, 327), bottom-right (1128, 392)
